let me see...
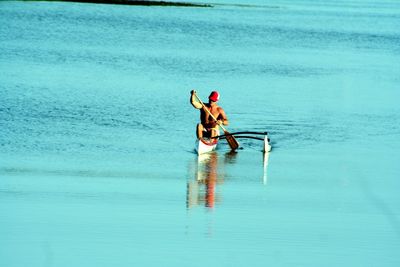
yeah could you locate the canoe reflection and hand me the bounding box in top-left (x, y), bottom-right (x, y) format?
top-left (186, 152), bottom-right (226, 209)
top-left (186, 151), bottom-right (270, 209)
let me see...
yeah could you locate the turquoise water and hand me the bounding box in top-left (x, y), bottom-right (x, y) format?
top-left (1, 1), bottom-right (400, 266)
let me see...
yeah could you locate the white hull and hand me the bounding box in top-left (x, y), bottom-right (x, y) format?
top-left (195, 133), bottom-right (270, 154)
top-left (195, 139), bottom-right (218, 155)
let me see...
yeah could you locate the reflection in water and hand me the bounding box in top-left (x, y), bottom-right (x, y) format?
top-left (224, 151), bottom-right (238, 164)
top-left (187, 151), bottom-right (270, 209)
top-left (263, 152), bottom-right (270, 185)
top-left (187, 152), bottom-right (223, 209)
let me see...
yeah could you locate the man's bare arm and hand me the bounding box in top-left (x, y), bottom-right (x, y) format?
top-left (190, 90), bottom-right (202, 109)
top-left (218, 108), bottom-right (229, 126)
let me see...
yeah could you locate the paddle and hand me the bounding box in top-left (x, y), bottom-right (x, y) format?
top-left (193, 92), bottom-right (239, 151)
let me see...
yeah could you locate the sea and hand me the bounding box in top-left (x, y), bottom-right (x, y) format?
top-left (1, 0), bottom-right (400, 266)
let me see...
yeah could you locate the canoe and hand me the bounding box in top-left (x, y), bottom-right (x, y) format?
top-left (195, 138), bottom-right (218, 155)
top-left (195, 132), bottom-right (271, 154)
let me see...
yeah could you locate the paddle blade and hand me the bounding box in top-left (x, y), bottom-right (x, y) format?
top-left (224, 131), bottom-right (239, 150)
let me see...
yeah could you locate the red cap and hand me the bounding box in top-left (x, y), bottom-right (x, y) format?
top-left (208, 91), bottom-right (220, 102)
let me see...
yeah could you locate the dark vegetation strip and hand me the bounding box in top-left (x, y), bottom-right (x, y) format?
top-left (24, 0), bottom-right (213, 7)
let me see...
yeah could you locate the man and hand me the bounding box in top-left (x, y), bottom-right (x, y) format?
top-left (190, 90), bottom-right (229, 140)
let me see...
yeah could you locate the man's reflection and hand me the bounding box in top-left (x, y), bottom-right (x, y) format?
top-left (187, 152), bottom-right (225, 209)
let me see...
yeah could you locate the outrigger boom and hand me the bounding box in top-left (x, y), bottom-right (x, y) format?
top-left (212, 131), bottom-right (268, 139)
top-left (210, 131), bottom-right (271, 153)
top-left (220, 136), bottom-right (266, 141)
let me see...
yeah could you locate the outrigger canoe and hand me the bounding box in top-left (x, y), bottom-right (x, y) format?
top-left (195, 138), bottom-right (218, 155)
top-left (195, 131), bottom-right (272, 155)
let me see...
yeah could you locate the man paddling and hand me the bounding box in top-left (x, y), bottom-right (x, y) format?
top-left (190, 90), bottom-right (229, 140)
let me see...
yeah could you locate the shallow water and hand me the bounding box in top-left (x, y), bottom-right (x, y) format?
top-left (1, 1), bottom-right (400, 266)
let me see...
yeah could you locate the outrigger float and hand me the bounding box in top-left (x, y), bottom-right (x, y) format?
top-left (195, 131), bottom-right (271, 155)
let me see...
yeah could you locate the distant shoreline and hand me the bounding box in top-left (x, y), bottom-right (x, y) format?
top-left (21, 0), bottom-right (213, 8)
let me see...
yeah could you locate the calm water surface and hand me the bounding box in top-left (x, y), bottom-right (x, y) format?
top-left (1, 1), bottom-right (400, 266)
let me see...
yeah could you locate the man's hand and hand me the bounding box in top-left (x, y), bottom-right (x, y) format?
top-left (190, 89), bottom-right (202, 109)
top-left (217, 119), bottom-right (228, 126)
